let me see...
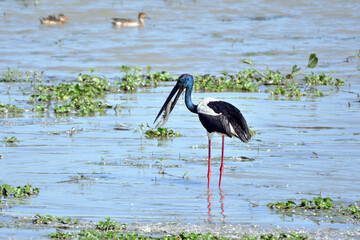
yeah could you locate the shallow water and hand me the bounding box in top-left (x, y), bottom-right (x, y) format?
top-left (1, 0), bottom-right (360, 238)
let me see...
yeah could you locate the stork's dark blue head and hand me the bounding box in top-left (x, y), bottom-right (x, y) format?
top-left (154, 74), bottom-right (195, 127)
top-left (177, 74), bottom-right (194, 89)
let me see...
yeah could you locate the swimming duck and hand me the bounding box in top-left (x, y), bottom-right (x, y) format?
top-left (111, 12), bottom-right (148, 27)
top-left (40, 14), bottom-right (69, 25)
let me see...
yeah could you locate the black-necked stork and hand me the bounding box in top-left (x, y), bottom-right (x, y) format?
top-left (154, 74), bottom-right (251, 188)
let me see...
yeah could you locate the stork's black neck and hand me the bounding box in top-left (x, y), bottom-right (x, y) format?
top-left (184, 85), bottom-right (197, 114)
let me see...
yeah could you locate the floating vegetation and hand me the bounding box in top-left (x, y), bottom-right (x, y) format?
top-left (193, 70), bottom-right (259, 92)
top-left (57, 172), bottom-right (95, 184)
top-left (0, 53), bottom-right (348, 119)
top-left (0, 183), bottom-right (39, 198)
top-left (0, 68), bottom-right (44, 83)
top-left (267, 197), bottom-right (334, 210)
top-left (145, 127), bottom-right (181, 139)
top-left (30, 68), bottom-right (115, 115)
top-left (0, 103), bottom-right (24, 113)
top-left (267, 197), bottom-right (360, 224)
top-left (305, 71), bottom-right (345, 86)
top-left (54, 100), bottom-right (111, 115)
top-left (341, 203), bottom-right (360, 219)
top-left (191, 54), bottom-right (345, 98)
top-left (33, 214), bottom-right (79, 225)
top-left (245, 231), bottom-right (309, 240)
top-left (96, 217), bottom-right (127, 231)
top-left (49, 231), bottom-right (227, 240)
top-left (47, 217), bottom-right (310, 240)
top-left (3, 136), bottom-right (20, 144)
top-left (115, 65), bottom-right (175, 91)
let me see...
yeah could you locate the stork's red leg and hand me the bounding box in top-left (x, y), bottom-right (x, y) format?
top-left (219, 135), bottom-right (225, 187)
top-left (208, 139), bottom-right (211, 189)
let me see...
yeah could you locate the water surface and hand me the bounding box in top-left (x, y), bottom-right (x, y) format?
top-left (1, 0), bottom-right (360, 238)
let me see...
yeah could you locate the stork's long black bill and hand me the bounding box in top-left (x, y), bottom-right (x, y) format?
top-left (154, 82), bottom-right (183, 128)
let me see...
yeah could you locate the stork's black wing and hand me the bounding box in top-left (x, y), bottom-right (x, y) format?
top-left (198, 101), bottom-right (251, 143)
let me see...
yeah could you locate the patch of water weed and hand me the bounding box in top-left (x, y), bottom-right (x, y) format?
top-left (267, 197), bottom-right (334, 210)
top-left (0, 103), bottom-right (24, 117)
top-left (0, 183), bottom-right (39, 198)
top-left (145, 127), bottom-right (181, 139)
top-left (1, 68), bottom-right (44, 83)
top-left (240, 53), bottom-right (345, 98)
top-left (3, 136), bottom-right (20, 145)
top-left (96, 217), bottom-right (127, 231)
top-left (57, 172), bottom-right (95, 184)
top-left (53, 100), bottom-right (111, 115)
top-left (341, 203), bottom-right (360, 219)
top-left (30, 68), bottom-right (115, 115)
top-left (193, 70), bottom-right (259, 92)
top-left (244, 230), bottom-right (308, 240)
top-left (304, 71), bottom-right (345, 86)
top-left (49, 227), bottom-right (308, 240)
top-left (33, 214), bottom-right (79, 225)
top-left (115, 65), bottom-right (175, 91)
top-left (267, 197), bottom-right (360, 224)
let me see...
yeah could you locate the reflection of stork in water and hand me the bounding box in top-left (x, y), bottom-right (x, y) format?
top-left (207, 189), bottom-right (226, 222)
top-left (154, 74), bottom-right (251, 188)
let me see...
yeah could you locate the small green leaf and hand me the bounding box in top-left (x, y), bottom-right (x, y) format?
top-left (240, 58), bottom-right (252, 65)
top-left (308, 53), bottom-right (318, 68)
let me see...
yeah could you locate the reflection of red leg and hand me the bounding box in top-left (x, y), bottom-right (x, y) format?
top-left (219, 188), bottom-right (225, 217)
top-left (219, 135), bottom-right (225, 187)
top-left (207, 139), bottom-right (211, 189)
top-left (207, 189), bottom-right (212, 220)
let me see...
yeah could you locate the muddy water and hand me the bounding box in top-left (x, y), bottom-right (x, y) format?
top-left (1, 0), bottom-right (360, 238)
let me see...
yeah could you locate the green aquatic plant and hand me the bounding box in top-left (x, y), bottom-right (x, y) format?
top-left (304, 71), bottom-right (345, 86)
top-left (289, 53), bottom-right (318, 78)
top-left (50, 229), bottom-right (227, 240)
top-left (1, 68), bottom-right (44, 83)
top-left (0, 103), bottom-right (24, 113)
top-left (255, 231), bottom-right (309, 240)
top-left (49, 231), bottom-right (75, 239)
top-left (0, 183), bottom-right (39, 198)
top-left (267, 200), bottom-right (296, 210)
top-left (270, 82), bottom-right (306, 98)
top-left (115, 65), bottom-right (175, 91)
top-left (341, 203), bottom-right (360, 219)
top-left (33, 214), bottom-right (78, 225)
top-left (54, 100), bottom-right (111, 115)
top-left (193, 71), bottom-right (259, 92)
top-left (155, 157), bottom-right (166, 174)
top-left (268, 197), bottom-right (334, 211)
top-left (3, 136), bottom-right (19, 144)
top-left (145, 127), bottom-right (181, 139)
top-left (30, 69), bottom-right (115, 115)
top-left (96, 217), bottom-right (127, 231)
top-left (310, 196), bottom-right (334, 209)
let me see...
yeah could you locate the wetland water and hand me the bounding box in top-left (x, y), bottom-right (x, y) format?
top-left (1, 0), bottom-right (360, 239)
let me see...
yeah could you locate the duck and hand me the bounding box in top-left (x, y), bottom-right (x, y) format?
top-left (111, 12), bottom-right (148, 27)
top-left (40, 14), bottom-right (69, 25)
